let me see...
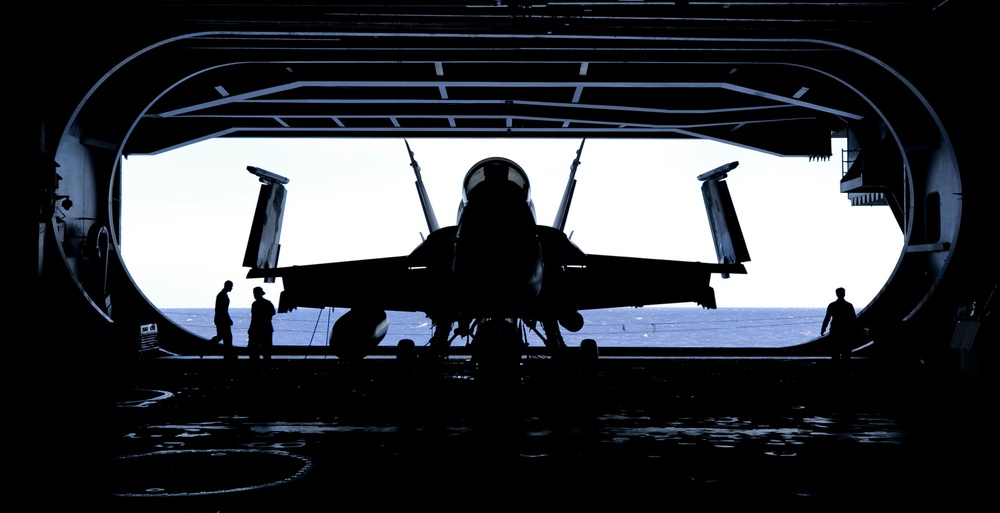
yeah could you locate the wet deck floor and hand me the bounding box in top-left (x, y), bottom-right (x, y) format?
top-left (50, 355), bottom-right (988, 510)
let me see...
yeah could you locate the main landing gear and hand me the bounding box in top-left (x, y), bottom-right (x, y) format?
top-left (399, 316), bottom-right (599, 384)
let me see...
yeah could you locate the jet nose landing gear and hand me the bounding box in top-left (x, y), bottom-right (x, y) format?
top-left (470, 318), bottom-right (526, 385)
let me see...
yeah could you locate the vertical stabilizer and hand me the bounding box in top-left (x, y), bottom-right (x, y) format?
top-left (553, 138), bottom-right (586, 232)
top-left (406, 140), bottom-right (440, 233)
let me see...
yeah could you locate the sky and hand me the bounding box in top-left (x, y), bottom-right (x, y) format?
top-left (120, 137), bottom-right (902, 310)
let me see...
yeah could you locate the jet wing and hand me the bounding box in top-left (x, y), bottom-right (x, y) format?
top-left (554, 254), bottom-right (747, 310)
top-left (242, 167), bottom-right (290, 280)
top-left (699, 161), bottom-right (751, 272)
top-left (246, 256), bottom-right (441, 314)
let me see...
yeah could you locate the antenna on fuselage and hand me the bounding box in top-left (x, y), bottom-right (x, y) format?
top-left (405, 140), bottom-right (440, 234)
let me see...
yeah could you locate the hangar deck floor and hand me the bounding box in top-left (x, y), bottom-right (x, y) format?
top-left (70, 355), bottom-right (986, 510)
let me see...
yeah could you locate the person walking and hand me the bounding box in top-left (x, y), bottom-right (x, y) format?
top-left (821, 287), bottom-right (860, 361)
top-left (248, 286), bottom-right (276, 361)
top-left (208, 280), bottom-right (235, 360)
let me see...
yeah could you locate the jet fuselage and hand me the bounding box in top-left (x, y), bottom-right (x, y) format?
top-left (452, 157), bottom-right (545, 319)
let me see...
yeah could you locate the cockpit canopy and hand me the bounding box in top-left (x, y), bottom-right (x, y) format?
top-left (463, 157), bottom-right (530, 200)
top-left (459, 157), bottom-right (535, 221)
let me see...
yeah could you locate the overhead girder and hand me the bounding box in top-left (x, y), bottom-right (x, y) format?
top-left (121, 37), bottom-right (876, 157)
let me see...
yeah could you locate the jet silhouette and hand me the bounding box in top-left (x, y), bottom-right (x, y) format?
top-left (243, 140), bottom-right (749, 363)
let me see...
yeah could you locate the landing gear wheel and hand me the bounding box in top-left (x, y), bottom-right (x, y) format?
top-left (580, 338), bottom-right (599, 362)
top-left (471, 319), bottom-right (524, 386)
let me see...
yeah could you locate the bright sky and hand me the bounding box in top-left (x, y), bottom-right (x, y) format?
top-left (120, 137), bottom-right (902, 310)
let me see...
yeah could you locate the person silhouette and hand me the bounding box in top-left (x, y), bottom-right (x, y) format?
top-left (248, 286), bottom-right (275, 361)
top-left (208, 280), bottom-right (235, 360)
top-left (821, 287), bottom-right (859, 361)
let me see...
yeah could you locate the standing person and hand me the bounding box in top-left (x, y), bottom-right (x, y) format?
top-left (208, 280), bottom-right (235, 360)
top-left (821, 287), bottom-right (859, 361)
top-left (248, 286), bottom-right (276, 361)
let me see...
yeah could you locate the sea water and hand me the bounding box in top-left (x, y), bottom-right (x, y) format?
top-left (162, 307), bottom-right (828, 349)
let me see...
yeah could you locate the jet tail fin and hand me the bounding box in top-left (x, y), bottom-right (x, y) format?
top-left (406, 140), bottom-right (440, 234)
top-left (553, 138), bottom-right (586, 232)
top-left (243, 166), bottom-right (290, 282)
top-left (699, 161), bottom-right (750, 277)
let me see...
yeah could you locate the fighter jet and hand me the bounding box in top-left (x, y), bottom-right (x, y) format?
top-left (243, 140), bottom-right (749, 365)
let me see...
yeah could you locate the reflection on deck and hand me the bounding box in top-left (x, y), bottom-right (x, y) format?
top-left (84, 354), bottom-right (987, 510)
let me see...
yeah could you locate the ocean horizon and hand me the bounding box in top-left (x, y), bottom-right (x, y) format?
top-left (161, 306), bottom-right (831, 349)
